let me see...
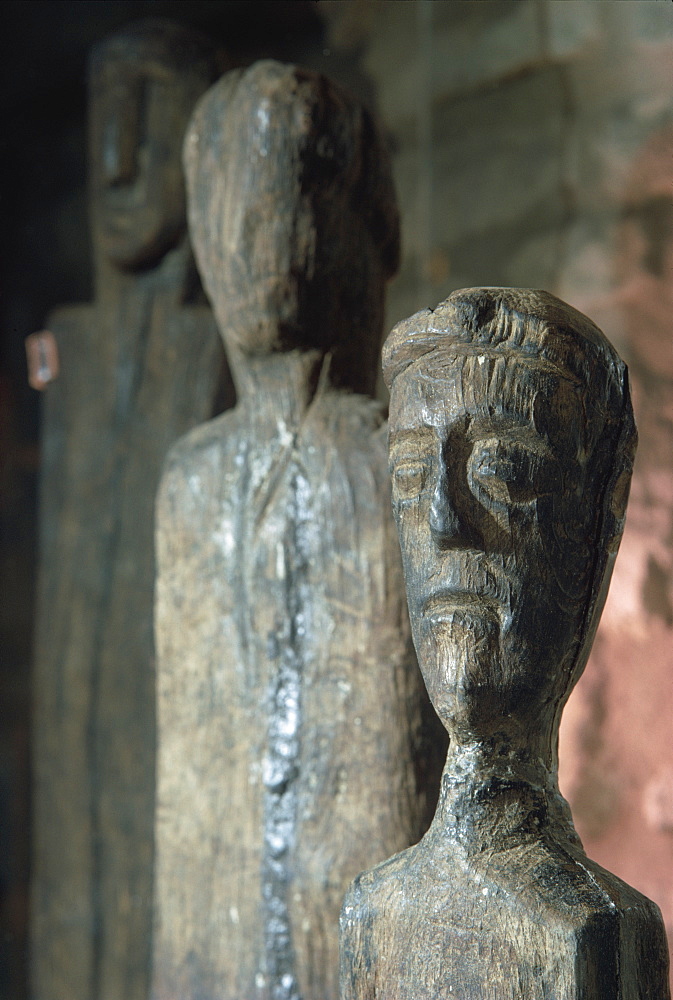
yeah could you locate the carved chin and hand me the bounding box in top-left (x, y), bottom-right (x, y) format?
top-left (414, 612), bottom-right (500, 722)
top-left (98, 213), bottom-right (184, 271)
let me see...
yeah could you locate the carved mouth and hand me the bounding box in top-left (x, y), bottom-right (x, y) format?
top-left (422, 591), bottom-right (501, 624)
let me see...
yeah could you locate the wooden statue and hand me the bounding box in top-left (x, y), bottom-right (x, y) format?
top-left (340, 288), bottom-right (671, 999)
top-left (151, 61), bottom-right (443, 1000)
top-left (30, 20), bottom-right (228, 1000)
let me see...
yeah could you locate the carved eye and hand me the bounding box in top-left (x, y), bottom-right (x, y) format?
top-left (392, 461), bottom-right (429, 501)
top-left (471, 443), bottom-right (556, 506)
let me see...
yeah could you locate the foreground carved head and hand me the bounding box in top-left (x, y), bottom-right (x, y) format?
top-left (383, 288), bottom-right (636, 741)
top-left (183, 60), bottom-right (400, 379)
top-left (89, 19), bottom-right (219, 271)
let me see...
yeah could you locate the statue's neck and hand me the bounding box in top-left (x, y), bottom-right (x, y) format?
top-left (94, 240), bottom-right (193, 306)
top-left (428, 734), bottom-right (581, 858)
top-left (227, 346), bottom-right (330, 431)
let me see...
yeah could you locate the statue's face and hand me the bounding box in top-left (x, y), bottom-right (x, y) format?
top-left (389, 353), bottom-right (593, 738)
top-left (185, 76), bottom-right (382, 361)
top-left (89, 52), bottom-right (190, 270)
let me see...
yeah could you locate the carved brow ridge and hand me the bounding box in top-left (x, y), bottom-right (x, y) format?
top-left (389, 427), bottom-right (434, 459)
top-left (409, 344), bottom-right (584, 387)
top-left (389, 420), bottom-right (555, 464)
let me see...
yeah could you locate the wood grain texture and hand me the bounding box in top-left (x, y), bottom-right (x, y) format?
top-left (151, 61), bottom-right (444, 1000)
top-left (340, 288), bottom-right (671, 999)
top-left (30, 21), bottom-right (229, 1000)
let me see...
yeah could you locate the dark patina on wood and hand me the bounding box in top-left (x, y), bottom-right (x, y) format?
top-left (30, 20), bottom-right (229, 1000)
top-left (151, 61), bottom-right (444, 1000)
top-left (340, 288), bottom-right (671, 999)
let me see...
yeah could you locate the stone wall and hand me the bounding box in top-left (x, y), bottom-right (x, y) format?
top-left (321, 0), bottom-right (673, 979)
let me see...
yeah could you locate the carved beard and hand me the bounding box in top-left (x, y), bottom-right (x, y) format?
top-left (417, 608), bottom-right (501, 735)
top-left (413, 572), bottom-right (582, 741)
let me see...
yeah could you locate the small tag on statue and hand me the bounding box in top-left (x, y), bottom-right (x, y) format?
top-left (26, 331), bottom-right (60, 390)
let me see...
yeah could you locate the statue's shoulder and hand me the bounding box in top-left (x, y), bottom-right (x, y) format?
top-left (504, 839), bottom-right (669, 958)
top-left (304, 392), bottom-right (389, 488)
top-left (340, 847), bottom-right (419, 1000)
top-left (47, 302), bottom-right (94, 332)
top-left (566, 850), bottom-right (668, 930)
top-left (158, 408), bottom-right (242, 501)
top-left (43, 304), bottom-right (94, 367)
top-left (310, 390), bottom-right (385, 446)
top-left (342, 844), bottom-right (417, 928)
top-left (517, 847), bottom-right (672, 995)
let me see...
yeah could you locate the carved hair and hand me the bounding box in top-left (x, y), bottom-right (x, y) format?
top-left (383, 287), bottom-right (637, 686)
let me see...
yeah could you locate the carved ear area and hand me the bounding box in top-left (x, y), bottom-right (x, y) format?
top-left (350, 105), bottom-right (400, 281)
top-left (598, 367), bottom-right (638, 554)
top-left (569, 364), bottom-right (637, 687)
top-left (610, 467), bottom-right (632, 532)
top-left (280, 67), bottom-right (399, 281)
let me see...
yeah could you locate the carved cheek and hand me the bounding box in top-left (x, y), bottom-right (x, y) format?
top-left (394, 500), bottom-right (433, 600)
top-left (535, 488), bottom-right (594, 617)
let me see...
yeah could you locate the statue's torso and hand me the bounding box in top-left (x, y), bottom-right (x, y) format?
top-left (154, 390), bottom-right (431, 1000)
top-left (341, 827), bottom-right (670, 1000)
top-left (32, 293), bottom-right (224, 1000)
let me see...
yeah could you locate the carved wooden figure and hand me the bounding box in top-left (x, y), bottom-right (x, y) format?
top-left (30, 21), bottom-right (228, 1000)
top-left (340, 288), bottom-right (671, 999)
top-left (151, 61), bottom-right (443, 1000)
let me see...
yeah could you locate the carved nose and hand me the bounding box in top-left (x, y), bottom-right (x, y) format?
top-left (102, 114), bottom-right (137, 185)
top-left (429, 469), bottom-right (467, 549)
top-left (101, 85), bottom-right (141, 186)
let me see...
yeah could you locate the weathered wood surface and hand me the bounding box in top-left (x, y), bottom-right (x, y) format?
top-left (30, 21), bottom-right (229, 1000)
top-left (340, 288), bottom-right (671, 999)
top-left (151, 61), bottom-right (444, 1000)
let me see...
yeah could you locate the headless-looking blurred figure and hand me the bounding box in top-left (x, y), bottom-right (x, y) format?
top-left (152, 62), bottom-right (442, 1000)
top-left (340, 288), bottom-right (670, 999)
top-left (31, 20), bottom-right (228, 1000)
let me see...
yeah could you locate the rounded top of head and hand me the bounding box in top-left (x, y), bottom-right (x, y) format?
top-left (383, 287), bottom-right (625, 391)
top-left (184, 59), bottom-right (400, 281)
top-left (89, 17), bottom-right (219, 77)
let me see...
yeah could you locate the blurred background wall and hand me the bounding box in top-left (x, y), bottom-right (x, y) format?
top-left (0, 2), bottom-right (671, 997)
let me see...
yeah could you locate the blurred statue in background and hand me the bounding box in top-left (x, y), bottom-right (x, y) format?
top-left (340, 288), bottom-right (670, 1000)
top-left (31, 20), bottom-right (229, 1000)
top-left (152, 61), bottom-right (443, 1000)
